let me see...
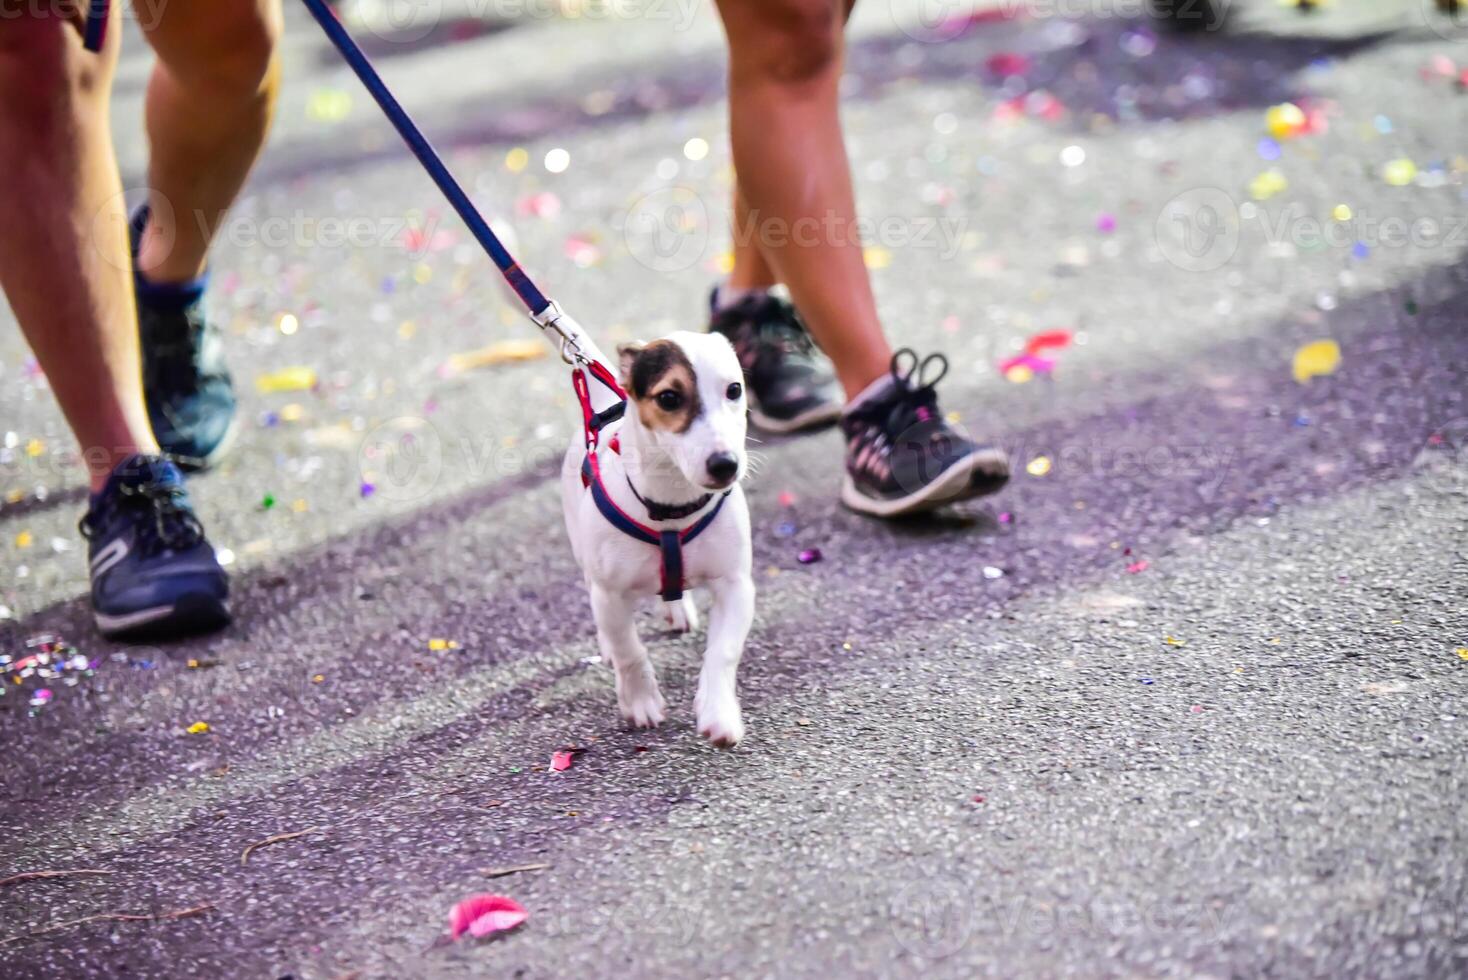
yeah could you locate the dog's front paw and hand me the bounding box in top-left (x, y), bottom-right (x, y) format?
top-left (618, 684), bottom-right (666, 729)
top-left (663, 595), bottom-right (699, 633)
top-left (694, 690), bottom-right (744, 748)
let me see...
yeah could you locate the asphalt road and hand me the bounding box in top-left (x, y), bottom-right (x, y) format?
top-left (2, 1), bottom-right (1466, 976)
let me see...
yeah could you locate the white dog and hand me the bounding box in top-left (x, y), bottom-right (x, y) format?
top-left (560, 331), bottom-right (754, 747)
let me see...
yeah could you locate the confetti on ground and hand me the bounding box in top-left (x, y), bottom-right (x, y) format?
top-left (240, 827), bottom-right (324, 866)
top-left (1026, 456), bottom-right (1052, 477)
top-left (2, 634), bottom-right (96, 714)
top-left (1381, 158), bottom-right (1418, 187)
top-left (1265, 102), bottom-right (1307, 140)
top-left (1456, 648), bottom-right (1468, 661)
top-left (449, 894), bottom-right (528, 941)
top-left (254, 366), bottom-right (318, 394)
top-left (1292, 339), bottom-right (1342, 383)
top-left (1126, 560), bottom-right (1150, 574)
top-left (797, 548), bottom-right (823, 565)
top-left (1249, 169), bottom-right (1289, 201)
top-left (186, 721), bottom-right (210, 734)
top-left (1164, 636), bottom-right (1186, 647)
top-left (551, 750), bottom-right (575, 772)
top-left (428, 638), bottom-right (461, 651)
top-left (442, 339), bottom-right (547, 377)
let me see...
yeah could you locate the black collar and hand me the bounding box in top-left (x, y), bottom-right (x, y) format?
top-left (624, 476), bottom-right (716, 522)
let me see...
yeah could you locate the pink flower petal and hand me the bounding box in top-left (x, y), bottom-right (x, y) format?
top-left (551, 750), bottom-right (574, 772)
top-left (450, 894), bottom-right (528, 940)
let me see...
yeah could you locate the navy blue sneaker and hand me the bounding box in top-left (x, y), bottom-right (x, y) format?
top-left (840, 350), bottom-right (1009, 517)
top-left (131, 206), bottom-right (239, 471)
top-left (708, 288), bottom-right (842, 433)
top-left (80, 455), bottom-right (230, 639)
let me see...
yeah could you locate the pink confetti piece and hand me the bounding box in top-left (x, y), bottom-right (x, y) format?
top-left (449, 894), bottom-right (528, 941)
top-left (1126, 560), bottom-right (1150, 574)
top-left (551, 750), bottom-right (574, 772)
top-left (778, 491), bottom-right (797, 508)
top-left (797, 548), bottom-right (823, 565)
top-left (998, 353), bottom-right (1055, 376)
top-left (986, 52), bottom-right (1031, 77)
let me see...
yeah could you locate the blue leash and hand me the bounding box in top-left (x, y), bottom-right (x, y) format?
top-left (296, 0), bottom-right (552, 316)
top-left (80, 0), bottom-right (593, 361)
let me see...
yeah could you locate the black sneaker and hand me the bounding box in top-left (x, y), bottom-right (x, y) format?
top-left (840, 349), bottom-right (1009, 517)
top-left (80, 454), bottom-right (230, 639)
top-left (708, 289), bottom-right (842, 433)
top-left (131, 206), bottom-right (239, 471)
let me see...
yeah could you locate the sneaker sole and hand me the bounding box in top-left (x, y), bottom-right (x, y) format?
top-left (749, 400), bottom-right (843, 435)
top-left (169, 412), bottom-right (242, 473)
top-left (840, 448), bottom-right (1010, 518)
top-left (95, 593), bottom-right (231, 641)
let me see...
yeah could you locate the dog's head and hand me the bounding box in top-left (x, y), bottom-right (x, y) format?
top-left (617, 331), bottom-right (748, 492)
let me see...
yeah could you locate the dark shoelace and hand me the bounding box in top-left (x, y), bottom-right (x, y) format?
top-left (850, 348), bottom-right (950, 436)
top-left (81, 479), bottom-right (205, 555)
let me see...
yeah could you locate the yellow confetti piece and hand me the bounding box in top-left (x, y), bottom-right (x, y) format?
top-left (1249, 169), bottom-right (1289, 201)
top-left (1381, 158), bottom-right (1417, 187)
top-left (398, 320), bottom-right (417, 340)
top-left (1265, 102), bottom-right (1306, 140)
top-left (15, 531), bottom-right (33, 549)
top-left (444, 338), bottom-right (547, 376)
top-left (1331, 204), bottom-right (1353, 222)
top-left (714, 251), bottom-right (735, 275)
top-left (278, 403), bottom-right (305, 423)
top-left (312, 674), bottom-right (326, 683)
top-left (1457, 648), bottom-right (1468, 661)
top-left (413, 264), bottom-right (433, 285)
top-left (24, 439), bottom-right (44, 458)
top-left (1026, 455), bottom-right (1052, 477)
top-left (277, 313), bottom-right (299, 336)
top-left (505, 147), bottom-right (529, 173)
top-left (186, 721), bottom-right (210, 734)
top-left (428, 638), bottom-right (460, 651)
top-left (1004, 364), bottom-right (1035, 384)
top-left (254, 366), bottom-right (318, 394)
top-left (291, 499), bottom-right (309, 513)
top-left (1292, 339), bottom-right (1342, 383)
top-left (863, 247), bottom-right (892, 270)
top-left (306, 88), bottom-right (352, 123)
top-left (1164, 636), bottom-right (1187, 647)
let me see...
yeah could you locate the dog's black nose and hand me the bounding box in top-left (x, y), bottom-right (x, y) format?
top-left (706, 452), bottom-right (739, 484)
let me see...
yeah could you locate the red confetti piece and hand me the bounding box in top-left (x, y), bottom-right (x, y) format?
top-left (449, 894), bottom-right (528, 940)
top-left (1024, 329), bottom-right (1073, 355)
top-left (985, 52), bottom-right (1031, 77)
top-left (777, 491), bottom-right (797, 507)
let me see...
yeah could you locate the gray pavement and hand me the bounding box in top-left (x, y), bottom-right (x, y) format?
top-left (2, 1), bottom-right (1467, 976)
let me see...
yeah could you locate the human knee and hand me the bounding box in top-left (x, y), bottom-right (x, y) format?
top-left (153, 1), bottom-right (283, 98)
top-left (734, 0), bottom-right (842, 86)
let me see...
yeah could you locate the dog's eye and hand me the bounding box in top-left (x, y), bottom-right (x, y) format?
top-left (655, 390), bottom-right (683, 412)
top-left (726, 382), bottom-right (743, 401)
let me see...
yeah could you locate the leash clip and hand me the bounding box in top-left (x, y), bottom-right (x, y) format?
top-left (531, 300), bottom-right (586, 366)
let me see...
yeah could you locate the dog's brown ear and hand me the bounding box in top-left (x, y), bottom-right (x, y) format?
top-left (616, 341), bottom-right (645, 389)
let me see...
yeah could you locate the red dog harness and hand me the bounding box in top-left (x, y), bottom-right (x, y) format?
top-left (573, 364), bottom-right (729, 602)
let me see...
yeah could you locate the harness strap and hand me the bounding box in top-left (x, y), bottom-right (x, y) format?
top-left (581, 451), bottom-right (730, 601)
